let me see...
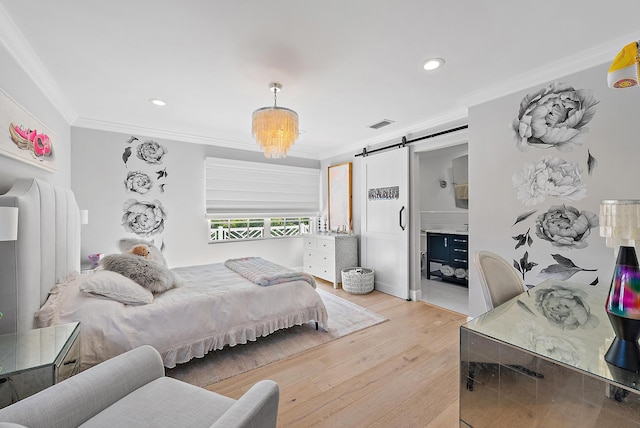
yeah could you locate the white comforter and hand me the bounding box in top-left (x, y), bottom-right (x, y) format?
top-left (35, 263), bottom-right (328, 369)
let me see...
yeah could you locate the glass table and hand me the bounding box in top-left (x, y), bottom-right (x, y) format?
top-left (0, 322), bottom-right (80, 407)
top-left (460, 280), bottom-right (640, 427)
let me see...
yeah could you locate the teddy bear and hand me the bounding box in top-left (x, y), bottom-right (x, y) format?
top-left (128, 244), bottom-right (150, 259)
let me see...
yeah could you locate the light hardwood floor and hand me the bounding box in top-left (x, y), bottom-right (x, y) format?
top-left (206, 280), bottom-right (467, 427)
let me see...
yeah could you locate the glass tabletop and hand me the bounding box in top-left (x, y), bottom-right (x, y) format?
top-left (463, 280), bottom-right (640, 392)
top-left (0, 322), bottom-right (79, 376)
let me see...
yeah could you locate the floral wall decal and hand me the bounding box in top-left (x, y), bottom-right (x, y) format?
top-left (538, 254), bottom-right (597, 281)
top-left (512, 209), bottom-right (538, 226)
top-left (508, 80), bottom-right (600, 287)
top-left (120, 135), bottom-right (170, 240)
top-left (512, 156), bottom-right (586, 206)
top-left (137, 140), bottom-right (168, 164)
top-left (587, 150), bottom-right (597, 175)
top-left (512, 82), bottom-right (599, 152)
top-left (122, 146), bottom-right (132, 168)
top-left (513, 251), bottom-right (537, 280)
top-left (513, 228), bottom-right (533, 250)
top-left (534, 205), bottom-right (598, 249)
top-left (122, 199), bottom-right (167, 237)
top-left (124, 170), bottom-right (153, 194)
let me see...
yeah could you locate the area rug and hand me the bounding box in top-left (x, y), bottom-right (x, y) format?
top-left (166, 289), bottom-right (387, 387)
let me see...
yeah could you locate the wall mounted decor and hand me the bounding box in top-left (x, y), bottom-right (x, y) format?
top-left (328, 162), bottom-right (352, 231)
top-left (509, 81), bottom-right (600, 286)
top-left (121, 136), bottom-right (169, 240)
top-left (0, 88), bottom-right (56, 172)
top-left (368, 186), bottom-right (399, 201)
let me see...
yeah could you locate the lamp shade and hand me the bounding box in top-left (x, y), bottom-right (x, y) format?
top-left (599, 200), bottom-right (640, 248)
top-left (251, 82), bottom-right (299, 159)
top-left (0, 206), bottom-right (19, 241)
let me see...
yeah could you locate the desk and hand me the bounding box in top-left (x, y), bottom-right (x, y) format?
top-left (460, 280), bottom-right (640, 427)
top-left (0, 322), bottom-right (80, 408)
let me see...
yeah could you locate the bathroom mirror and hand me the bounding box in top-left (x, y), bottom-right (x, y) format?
top-left (452, 155), bottom-right (468, 209)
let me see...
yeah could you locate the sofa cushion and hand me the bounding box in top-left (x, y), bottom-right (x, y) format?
top-left (80, 377), bottom-right (235, 427)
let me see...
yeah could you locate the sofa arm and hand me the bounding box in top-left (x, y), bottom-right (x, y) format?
top-left (211, 380), bottom-right (279, 428)
top-left (0, 345), bottom-right (165, 428)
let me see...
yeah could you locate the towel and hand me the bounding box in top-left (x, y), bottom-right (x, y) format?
top-left (454, 183), bottom-right (469, 200)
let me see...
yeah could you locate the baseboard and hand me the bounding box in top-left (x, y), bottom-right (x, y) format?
top-left (410, 289), bottom-right (422, 302)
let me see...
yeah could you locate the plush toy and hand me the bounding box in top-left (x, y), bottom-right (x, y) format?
top-left (118, 238), bottom-right (167, 266)
top-left (128, 244), bottom-right (150, 259)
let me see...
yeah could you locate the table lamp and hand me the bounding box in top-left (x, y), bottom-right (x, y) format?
top-left (600, 200), bottom-right (640, 371)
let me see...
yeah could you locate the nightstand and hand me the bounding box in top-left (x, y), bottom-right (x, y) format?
top-left (0, 322), bottom-right (80, 408)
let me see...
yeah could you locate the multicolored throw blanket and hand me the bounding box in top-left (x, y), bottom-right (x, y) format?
top-left (224, 257), bottom-right (316, 288)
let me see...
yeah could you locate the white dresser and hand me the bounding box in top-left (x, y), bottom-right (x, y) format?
top-left (303, 233), bottom-right (358, 288)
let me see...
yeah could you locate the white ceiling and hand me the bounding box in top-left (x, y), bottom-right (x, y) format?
top-left (1, 1), bottom-right (640, 159)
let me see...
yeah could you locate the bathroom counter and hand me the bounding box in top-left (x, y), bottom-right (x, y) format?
top-left (421, 228), bottom-right (468, 236)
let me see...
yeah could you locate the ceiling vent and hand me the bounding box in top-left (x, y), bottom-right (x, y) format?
top-left (368, 119), bottom-right (394, 129)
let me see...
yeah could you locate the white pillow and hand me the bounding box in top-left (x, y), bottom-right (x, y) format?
top-left (80, 270), bottom-right (153, 305)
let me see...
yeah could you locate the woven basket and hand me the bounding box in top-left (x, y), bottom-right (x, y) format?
top-left (341, 267), bottom-right (374, 294)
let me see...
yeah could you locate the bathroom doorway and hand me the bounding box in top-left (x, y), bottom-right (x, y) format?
top-left (416, 143), bottom-right (469, 315)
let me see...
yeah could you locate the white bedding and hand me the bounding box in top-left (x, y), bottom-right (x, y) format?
top-left (35, 263), bottom-right (328, 369)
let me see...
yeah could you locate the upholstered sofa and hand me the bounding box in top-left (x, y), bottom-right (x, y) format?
top-left (0, 345), bottom-right (279, 428)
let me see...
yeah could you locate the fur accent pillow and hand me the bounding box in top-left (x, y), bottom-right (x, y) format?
top-left (118, 238), bottom-right (167, 266)
top-left (80, 270), bottom-right (153, 305)
top-left (100, 253), bottom-right (177, 293)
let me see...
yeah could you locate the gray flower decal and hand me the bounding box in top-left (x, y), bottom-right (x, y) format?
top-left (124, 171), bottom-right (153, 194)
top-left (512, 82), bottom-right (599, 152)
top-left (512, 156), bottom-right (586, 206)
top-left (122, 199), bottom-right (167, 237)
top-left (535, 205), bottom-right (598, 249)
top-left (136, 140), bottom-right (168, 164)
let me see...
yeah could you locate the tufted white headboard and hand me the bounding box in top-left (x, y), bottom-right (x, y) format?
top-left (0, 178), bottom-right (80, 334)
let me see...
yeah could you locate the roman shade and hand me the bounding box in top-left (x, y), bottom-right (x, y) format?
top-left (205, 157), bottom-right (320, 218)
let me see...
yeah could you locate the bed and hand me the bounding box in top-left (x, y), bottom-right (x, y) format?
top-left (0, 178), bottom-right (328, 369)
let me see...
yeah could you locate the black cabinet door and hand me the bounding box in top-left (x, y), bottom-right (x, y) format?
top-left (427, 233), bottom-right (449, 262)
top-left (449, 235), bottom-right (468, 268)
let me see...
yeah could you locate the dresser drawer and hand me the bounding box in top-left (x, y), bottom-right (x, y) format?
top-left (302, 234), bottom-right (357, 288)
top-left (314, 238), bottom-right (335, 253)
top-left (303, 237), bottom-right (317, 250)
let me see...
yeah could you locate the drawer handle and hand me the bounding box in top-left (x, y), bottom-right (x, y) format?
top-left (454, 258), bottom-right (467, 263)
top-left (454, 248), bottom-right (468, 253)
top-left (453, 239), bottom-right (467, 243)
top-left (63, 359), bottom-right (77, 366)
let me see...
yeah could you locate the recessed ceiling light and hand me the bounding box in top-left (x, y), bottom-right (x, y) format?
top-left (149, 98), bottom-right (166, 106)
top-left (423, 58), bottom-right (445, 71)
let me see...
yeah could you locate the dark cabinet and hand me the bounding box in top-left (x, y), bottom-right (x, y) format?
top-left (426, 232), bottom-right (468, 286)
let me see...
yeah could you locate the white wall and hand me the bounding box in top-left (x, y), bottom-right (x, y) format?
top-left (418, 144), bottom-right (468, 212)
top-left (71, 127), bottom-right (319, 269)
top-left (0, 43), bottom-right (71, 192)
top-left (468, 62), bottom-right (640, 317)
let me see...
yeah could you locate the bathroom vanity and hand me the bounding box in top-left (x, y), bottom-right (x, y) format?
top-left (425, 231), bottom-right (468, 286)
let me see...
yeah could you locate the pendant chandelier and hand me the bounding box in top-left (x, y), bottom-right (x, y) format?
top-left (252, 82), bottom-right (299, 158)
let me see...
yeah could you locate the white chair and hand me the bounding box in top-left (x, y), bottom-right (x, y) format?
top-left (466, 251), bottom-right (542, 391)
top-left (474, 250), bottom-right (526, 310)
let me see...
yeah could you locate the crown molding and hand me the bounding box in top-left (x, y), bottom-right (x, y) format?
top-left (461, 31), bottom-right (640, 107)
top-left (0, 3), bottom-right (77, 124)
top-left (72, 117), bottom-right (321, 160)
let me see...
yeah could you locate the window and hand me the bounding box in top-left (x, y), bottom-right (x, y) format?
top-left (206, 158), bottom-right (319, 242)
top-left (209, 217), bottom-right (312, 241)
